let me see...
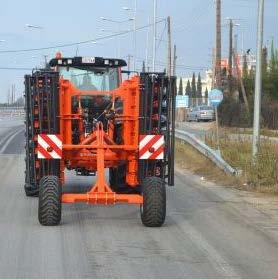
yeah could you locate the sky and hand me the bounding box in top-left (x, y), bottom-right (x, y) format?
top-left (0, 0), bottom-right (277, 102)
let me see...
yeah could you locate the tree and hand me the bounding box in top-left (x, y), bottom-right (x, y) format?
top-left (178, 77), bottom-right (183, 95)
top-left (197, 73), bottom-right (202, 102)
top-left (242, 54), bottom-right (248, 79)
top-left (262, 47), bottom-right (268, 74)
top-left (205, 87), bottom-right (208, 104)
top-left (185, 80), bottom-right (191, 95)
top-left (270, 39), bottom-right (277, 72)
top-left (191, 73), bottom-right (197, 106)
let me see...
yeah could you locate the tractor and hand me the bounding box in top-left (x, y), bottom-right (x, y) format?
top-left (24, 53), bottom-right (176, 227)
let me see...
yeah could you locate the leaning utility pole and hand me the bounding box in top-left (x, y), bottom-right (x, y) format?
top-left (233, 49), bottom-right (250, 115)
top-left (152, 0), bottom-right (157, 72)
top-left (167, 16), bottom-right (172, 77)
top-left (252, 0), bottom-right (265, 159)
top-left (215, 0), bottom-right (222, 89)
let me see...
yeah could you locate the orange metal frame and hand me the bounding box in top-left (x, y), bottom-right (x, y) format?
top-left (59, 76), bottom-right (143, 205)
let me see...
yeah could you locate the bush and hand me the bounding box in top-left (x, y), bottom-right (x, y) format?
top-left (218, 97), bottom-right (250, 128)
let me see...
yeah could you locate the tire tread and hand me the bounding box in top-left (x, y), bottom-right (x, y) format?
top-left (141, 177), bottom-right (166, 227)
top-left (38, 175), bottom-right (61, 226)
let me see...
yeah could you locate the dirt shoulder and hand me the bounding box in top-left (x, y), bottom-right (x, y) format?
top-left (175, 139), bottom-right (278, 194)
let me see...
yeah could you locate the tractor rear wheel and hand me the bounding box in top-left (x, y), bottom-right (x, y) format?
top-left (38, 175), bottom-right (61, 226)
top-left (140, 177), bottom-right (166, 227)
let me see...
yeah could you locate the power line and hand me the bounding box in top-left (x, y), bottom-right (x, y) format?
top-left (0, 19), bottom-right (166, 54)
top-left (0, 67), bottom-right (33, 70)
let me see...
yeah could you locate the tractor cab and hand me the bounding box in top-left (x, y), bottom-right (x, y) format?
top-left (49, 55), bottom-right (127, 136)
top-left (49, 55), bottom-right (127, 91)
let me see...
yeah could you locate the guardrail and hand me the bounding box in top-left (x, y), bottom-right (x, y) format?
top-left (175, 129), bottom-right (240, 176)
top-left (0, 107), bottom-right (25, 118)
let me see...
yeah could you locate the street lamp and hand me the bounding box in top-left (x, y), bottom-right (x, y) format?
top-left (25, 23), bottom-right (43, 29)
top-left (100, 17), bottom-right (134, 23)
top-left (122, 6), bottom-right (132, 11)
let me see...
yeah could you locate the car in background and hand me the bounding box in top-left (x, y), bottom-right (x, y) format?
top-left (187, 105), bottom-right (215, 122)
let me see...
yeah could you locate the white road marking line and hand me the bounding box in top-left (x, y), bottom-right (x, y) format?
top-left (0, 128), bottom-right (24, 154)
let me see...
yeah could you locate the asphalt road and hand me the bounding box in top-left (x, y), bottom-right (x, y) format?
top-left (1, 119), bottom-right (278, 279)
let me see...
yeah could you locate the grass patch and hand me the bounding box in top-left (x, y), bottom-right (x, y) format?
top-left (175, 136), bottom-right (278, 194)
top-left (220, 126), bottom-right (278, 138)
top-left (175, 140), bottom-right (241, 187)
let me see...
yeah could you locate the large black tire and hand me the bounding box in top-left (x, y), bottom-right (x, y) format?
top-left (38, 176), bottom-right (61, 226)
top-left (24, 182), bottom-right (39, 197)
top-left (140, 177), bottom-right (166, 227)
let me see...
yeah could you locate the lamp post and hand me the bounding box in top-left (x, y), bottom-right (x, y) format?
top-left (100, 17), bottom-right (134, 58)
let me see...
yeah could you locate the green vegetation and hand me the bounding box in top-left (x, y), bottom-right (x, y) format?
top-left (191, 72), bottom-right (197, 106)
top-left (197, 72), bottom-right (202, 100)
top-left (178, 77), bottom-right (183, 95)
top-left (219, 40), bottom-right (278, 129)
top-left (176, 135), bottom-right (278, 194)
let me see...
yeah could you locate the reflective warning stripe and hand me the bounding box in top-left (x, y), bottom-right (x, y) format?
top-left (139, 135), bottom-right (164, 160)
top-left (37, 134), bottom-right (62, 159)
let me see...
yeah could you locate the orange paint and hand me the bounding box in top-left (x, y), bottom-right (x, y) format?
top-left (58, 76), bottom-right (142, 205)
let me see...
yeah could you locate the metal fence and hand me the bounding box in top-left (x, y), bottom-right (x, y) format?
top-left (175, 129), bottom-right (240, 176)
top-left (0, 107), bottom-right (24, 118)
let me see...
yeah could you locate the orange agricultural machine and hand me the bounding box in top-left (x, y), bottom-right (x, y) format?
top-left (24, 54), bottom-right (176, 226)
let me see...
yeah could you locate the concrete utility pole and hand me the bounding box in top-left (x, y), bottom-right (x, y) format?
top-left (212, 47), bottom-right (216, 89)
top-left (173, 45), bottom-right (177, 76)
top-left (215, 0), bottom-right (222, 89)
top-left (145, 17), bottom-right (150, 71)
top-left (152, 0), bottom-right (157, 72)
top-left (133, 0), bottom-right (137, 72)
top-left (127, 54), bottom-right (133, 72)
top-left (252, 0), bottom-right (265, 159)
top-left (167, 16), bottom-right (172, 77)
top-left (228, 19), bottom-right (233, 82)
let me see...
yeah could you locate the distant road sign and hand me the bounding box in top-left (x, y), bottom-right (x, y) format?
top-left (176, 95), bottom-right (189, 108)
top-left (208, 89), bottom-right (223, 107)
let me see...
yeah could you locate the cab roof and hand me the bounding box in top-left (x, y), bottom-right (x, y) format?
top-left (49, 56), bottom-right (127, 68)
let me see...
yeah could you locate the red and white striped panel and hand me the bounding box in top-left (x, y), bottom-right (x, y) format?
top-left (139, 135), bottom-right (164, 160)
top-left (37, 134), bottom-right (62, 159)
